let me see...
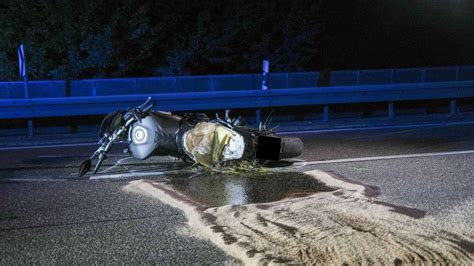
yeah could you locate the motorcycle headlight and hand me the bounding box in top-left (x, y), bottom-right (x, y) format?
top-left (133, 127), bottom-right (147, 144)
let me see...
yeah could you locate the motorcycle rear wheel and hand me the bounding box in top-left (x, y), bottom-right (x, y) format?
top-left (280, 137), bottom-right (303, 159)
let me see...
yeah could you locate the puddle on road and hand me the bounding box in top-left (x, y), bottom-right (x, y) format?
top-left (165, 171), bottom-right (335, 207)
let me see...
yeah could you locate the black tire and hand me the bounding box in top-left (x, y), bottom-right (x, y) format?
top-left (280, 137), bottom-right (303, 159)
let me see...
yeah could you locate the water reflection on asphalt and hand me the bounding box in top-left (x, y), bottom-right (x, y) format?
top-left (13, 154), bottom-right (334, 207)
top-left (166, 171), bottom-right (334, 207)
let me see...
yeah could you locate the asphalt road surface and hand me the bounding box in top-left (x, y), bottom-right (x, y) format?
top-left (0, 122), bottom-right (473, 264)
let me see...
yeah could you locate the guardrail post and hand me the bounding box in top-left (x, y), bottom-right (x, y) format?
top-left (19, 44), bottom-right (33, 137)
top-left (388, 102), bottom-right (395, 119)
top-left (24, 77), bottom-right (33, 137)
top-left (262, 60), bottom-right (269, 91)
top-left (323, 105), bottom-right (329, 122)
top-left (450, 99), bottom-right (457, 116)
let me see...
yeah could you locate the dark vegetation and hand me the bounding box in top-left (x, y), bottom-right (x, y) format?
top-left (0, 0), bottom-right (473, 81)
top-left (0, 0), bottom-right (322, 80)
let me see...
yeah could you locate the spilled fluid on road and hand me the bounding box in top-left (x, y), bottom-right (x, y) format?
top-left (165, 171), bottom-right (335, 207)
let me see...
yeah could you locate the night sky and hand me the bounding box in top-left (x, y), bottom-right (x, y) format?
top-left (322, 0), bottom-right (474, 69)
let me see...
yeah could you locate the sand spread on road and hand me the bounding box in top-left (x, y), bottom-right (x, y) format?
top-left (124, 170), bottom-right (473, 264)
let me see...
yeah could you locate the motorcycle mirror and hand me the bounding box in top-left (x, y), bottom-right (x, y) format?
top-left (78, 159), bottom-right (92, 177)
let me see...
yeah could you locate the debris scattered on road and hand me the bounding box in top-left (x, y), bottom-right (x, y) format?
top-left (125, 170), bottom-right (473, 264)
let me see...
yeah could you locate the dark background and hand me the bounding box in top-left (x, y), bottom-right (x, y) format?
top-left (323, 1), bottom-right (474, 69)
top-left (1, 0), bottom-right (473, 81)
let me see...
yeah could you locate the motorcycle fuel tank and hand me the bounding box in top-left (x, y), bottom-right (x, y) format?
top-left (128, 116), bottom-right (160, 160)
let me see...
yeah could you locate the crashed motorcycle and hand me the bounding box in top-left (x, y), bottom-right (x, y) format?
top-left (79, 97), bottom-right (303, 177)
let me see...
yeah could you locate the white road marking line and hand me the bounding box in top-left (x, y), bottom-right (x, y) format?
top-left (90, 171), bottom-right (167, 180)
top-left (0, 141), bottom-right (128, 151)
top-left (36, 154), bottom-right (126, 159)
top-left (277, 120), bottom-right (474, 135)
top-left (0, 142), bottom-right (97, 151)
top-left (3, 120), bottom-right (474, 150)
top-left (103, 157), bottom-right (132, 173)
top-left (285, 158), bottom-right (308, 168)
top-left (294, 149), bottom-right (474, 166)
top-left (7, 150), bottom-right (472, 182)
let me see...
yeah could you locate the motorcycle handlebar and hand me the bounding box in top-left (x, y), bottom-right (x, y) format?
top-left (88, 97), bottom-right (154, 176)
top-left (137, 97), bottom-right (152, 110)
top-left (123, 98), bottom-right (154, 122)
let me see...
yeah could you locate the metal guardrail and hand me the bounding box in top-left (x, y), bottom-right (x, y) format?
top-left (1, 66), bottom-right (474, 99)
top-left (0, 72), bottom-right (320, 99)
top-left (2, 81), bottom-right (473, 119)
top-left (1, 65), bottom-right (474, 137)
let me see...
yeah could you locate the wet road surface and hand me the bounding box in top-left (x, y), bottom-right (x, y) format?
top-left (166, 171), bottom-right (334, 207)
top-left (0, 122), bottom-right (473, 263)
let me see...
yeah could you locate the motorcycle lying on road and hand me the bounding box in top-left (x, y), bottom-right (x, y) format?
top-left (79, 97), bottom-right (303, 177)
